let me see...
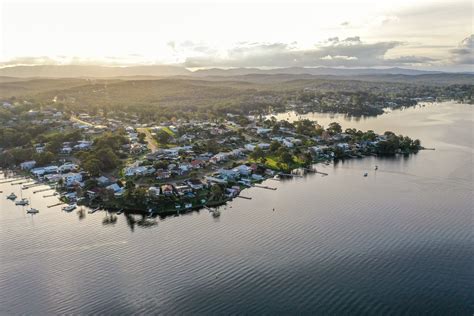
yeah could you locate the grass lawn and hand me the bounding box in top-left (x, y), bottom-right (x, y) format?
top-left (161, 127), bottom-right (175, 137)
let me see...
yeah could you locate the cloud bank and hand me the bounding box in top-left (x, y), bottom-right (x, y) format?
top-left (182, 37), bottom-right (438, 68)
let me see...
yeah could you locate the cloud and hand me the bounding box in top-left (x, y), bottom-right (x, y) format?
top-left (183, 37), bottom-right (432, 68)
top-left (449, 35), bottom-right (473, 65)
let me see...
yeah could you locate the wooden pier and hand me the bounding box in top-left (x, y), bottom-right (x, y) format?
top-left (279, 173), bottom-right (303, 178)
top-left (22, 183), bottom-right (43, 189)
top-left (236, 195), bottom-right (252, 200)
top-left (0, 177), bottom-right (26, 184)
top-left (253, 184), bottom-right (277, 190)
top-left (11, 180), bottom-right (33, 186)
top-left (34, 188), bottom-right (53, 194)
top-left (47, 202), bottom-right (65, 208)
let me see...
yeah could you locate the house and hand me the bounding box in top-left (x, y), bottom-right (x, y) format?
top-left (74, 141), bottom-right (93, 151)
top-left (210, 152), bottom-right (229, 164)
top-left (124, 166), bottom-right (155, 177)
top-left (61, 146), bottom-right (73, 155)
top-left (106, 183), bottom-right (124, 197)
top-left (282, 139), bottom-right (294, 148)
top-left (218, 168), bottom-right (239, 179)
top-left (96, 176), bottom-right (112, 186)
top-left (35, 145), bottom-right (45, 154)
top-left (161, 184), bottom-right (175, 196)
top-left (148, 186), bottom-right (160, 197)
top-left (187, 179), bottom-right (205, 190)
top-left (191, 159), bottom-right (205, 169)
top-left (156, 169), bottom-right (171, 180)
top-left (43, 166), bottom-right (59, 174)
top-left (58, 163), bottom-right (78, 173)
top-left (310, 145), bottom-right (329, 154)
top-left (256, 128), bottom-right (272, 135)
top-left (175, 184), bottom-right (193, 195)
top-left (233, 164), bottom-right (252, 176)
top-left (62, 173), bottom-right (83, 186)
top-left (336, 143), bottom-right (350, 151)
top-left (20, 160), bottom-right (36, 170)
top-left (245, 144), bottom-right (256, 151)
top-left (178, 163), bottom-right (192, 174)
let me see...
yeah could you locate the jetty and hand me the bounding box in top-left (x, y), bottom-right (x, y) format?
top-left (253, 184), bottom-right (277, 190)
top-left (236, 195), bottom-right (252, 200)
top-left (22, 183), bottom-right (43, 189)
top-left (11, 180), bottom-right (33, 186)
top-left (279, 173), bottom-right (303, 178)
top-left (34, 188), bottom-right (53, 194)
top-left (0, 177), bottom-right (26, 184)
top-left (47, 202), bottom-right (65, 208)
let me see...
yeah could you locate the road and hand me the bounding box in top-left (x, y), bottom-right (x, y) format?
top-left (137, 128), bottom-right (159, 153)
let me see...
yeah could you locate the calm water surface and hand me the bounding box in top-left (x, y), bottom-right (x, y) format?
top-left (1, 102), bottom-right (473, 314)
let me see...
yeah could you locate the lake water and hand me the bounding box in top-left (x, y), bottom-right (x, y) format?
top-left (1, 102), bottom-right (473, 314)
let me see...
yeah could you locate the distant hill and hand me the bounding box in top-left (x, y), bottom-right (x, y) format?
top-left (0, 65), bottom-right (191, 78)
top-left (191, 67), bottom-right (444, 77)
top-left (0, 65), bottom-right (451, 79)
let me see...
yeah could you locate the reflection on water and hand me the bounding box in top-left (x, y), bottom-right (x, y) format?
top-left (0, 102), bottom-right (473, 314)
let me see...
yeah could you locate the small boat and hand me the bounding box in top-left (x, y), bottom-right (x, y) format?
top-left (364, 172), bottom-right (368, 177)
top-left (62, 204), bottom-right (77, 212)
top-left (7, 193), bottom-right (17, 200)
top-left (26, 208), bottom-right (39, 214)
top-left (15, 198), bottom-right (29, 206)
top-left (375, 165), bottom-right (378, 170)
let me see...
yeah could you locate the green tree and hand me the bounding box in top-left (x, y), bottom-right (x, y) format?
top-left (327, 122), bottom-right (342, 135)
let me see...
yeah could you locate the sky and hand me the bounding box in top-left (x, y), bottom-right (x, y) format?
top-left (0, 0), bottom-right (472, 70)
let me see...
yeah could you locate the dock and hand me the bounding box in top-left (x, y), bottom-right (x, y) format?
top-left (236, 195), bottom-right (252, 200)
top-left (11, 180), bottom-right (33, 186)
top-left (279, 173), bottom-right (303, 178)
top-left (0, 177), bottom-right (26, 184)
top-left (34, 188), bottom-right (53, 194)
top-left (22, 183), bottom-right (43, 189)
top-left (253, 184), bottom-right (277, 190)
top-left (47, 202), bottom-right (65, 208)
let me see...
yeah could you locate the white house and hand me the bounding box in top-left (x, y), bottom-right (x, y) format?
top-left (148, 186), bottom-right (160, 197)
top-left (282, 139), bottom-right (294, 148)
top-left (218, 168), bottom-right (239, 179)
top-left (233, 164), bottom-right (252, 176)
top-left (58, 163), bottom-right (78, 173)
top-left (20, 160), bottom-right (36, 170)
top-left (245, 144), bottom-right (256, 151)
top-left (62, 173), bottom-right (83, 186)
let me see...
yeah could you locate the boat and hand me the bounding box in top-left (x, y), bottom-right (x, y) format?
top-left (26, 208), bottom-right (39, 214)
top-left (15, 198), bottom-right (29, 206)
top-left (7, 193), bottom-right (17, 200)
top-left (364, 172), bottom-right (368, 177)
top-left (62, 204), bottom-right (77, 212)
top-left (375, 165), bottom-right (378, 170)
